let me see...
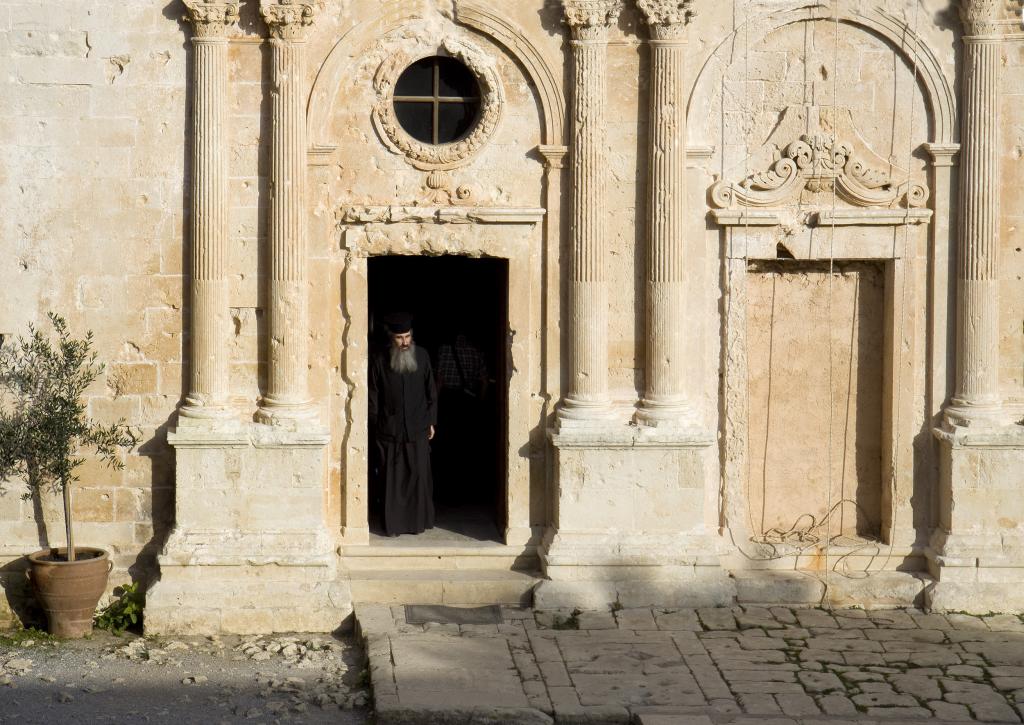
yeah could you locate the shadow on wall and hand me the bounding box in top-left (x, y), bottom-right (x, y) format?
top-left (0, 413), bottom-right (178, 631)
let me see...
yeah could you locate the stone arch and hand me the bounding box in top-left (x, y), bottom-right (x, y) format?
top-left (306, 1), bottom-right (565, 149)
top-left (687, 4), bottom-right (955, 145)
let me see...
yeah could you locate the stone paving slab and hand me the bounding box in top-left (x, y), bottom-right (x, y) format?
top-left (356, 604), bottom-right (1024, 725)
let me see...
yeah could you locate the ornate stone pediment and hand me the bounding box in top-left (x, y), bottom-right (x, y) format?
top-left (710, 106), bottom-right (929, 212)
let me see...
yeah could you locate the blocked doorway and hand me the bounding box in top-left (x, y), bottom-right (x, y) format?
top-left (745, 261), bottom-right (885, 542)
top-left (367, 255), bottom-right (509, 542)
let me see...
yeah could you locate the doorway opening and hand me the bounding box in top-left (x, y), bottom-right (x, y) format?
top-left (367, 255), bottom-right (508, 544)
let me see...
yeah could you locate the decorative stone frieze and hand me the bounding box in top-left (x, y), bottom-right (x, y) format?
top-left (636, 0), bottom-right (691, 426)
top-left (559, 0), bottom-right (622, 422)
top-left (257, 1), bottom-right (317, 423)
top-left (180, 0), bottom-right (238, 420)
top-left (711, 134), bottom-right (929, 210)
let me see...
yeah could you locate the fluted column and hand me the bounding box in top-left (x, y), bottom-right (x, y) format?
top-left (181, 1), bottom-right (238, 420)
top-left (947, 0), bottom-right (1003, 427)
top-left (257, 1), bottom-right (316, 424)
top-left (636, 1), bottom-right (692, 426)
top-left (559, 0), bottom-right (622, 423)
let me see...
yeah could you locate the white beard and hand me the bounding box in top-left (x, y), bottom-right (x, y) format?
top-left (390, 343), bottom-right (418, 374)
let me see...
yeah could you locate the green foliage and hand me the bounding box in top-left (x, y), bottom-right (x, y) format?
top-left (551, 609), bottom-right (581, 630)
top-left (0, 626), bottom-right (57, 647)
top-left (94, 582), bottom-right (144, 635)
top-left (0, 313), bottom-right (137, 555)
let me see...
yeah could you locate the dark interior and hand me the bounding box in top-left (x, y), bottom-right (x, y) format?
top-left (367, 255), bottom-right (508, 542)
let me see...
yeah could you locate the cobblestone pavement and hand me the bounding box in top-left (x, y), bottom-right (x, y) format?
top-left (357, 604), bottom-right (1024, 724)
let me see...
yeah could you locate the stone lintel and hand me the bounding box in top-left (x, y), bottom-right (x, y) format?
top-left (712, 208), bottom-right (932, 228)
top-left (813, 209), bottom-right (933, 226)
top-left (338, 205), bottom-right (546, 226)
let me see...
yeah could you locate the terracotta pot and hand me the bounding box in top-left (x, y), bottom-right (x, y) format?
top-left (27, 548), bottom-right (112, 638)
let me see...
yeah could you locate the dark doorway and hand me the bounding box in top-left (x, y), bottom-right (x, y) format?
top-left (367, 255), bottom-right (508, 542)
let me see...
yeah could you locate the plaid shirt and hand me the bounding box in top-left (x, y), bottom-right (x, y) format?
top-left (436, 336), bottom-right (487, 390)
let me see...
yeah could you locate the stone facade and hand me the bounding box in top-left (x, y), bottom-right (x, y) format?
top-left (0, 0), bottom-right (1022, 632)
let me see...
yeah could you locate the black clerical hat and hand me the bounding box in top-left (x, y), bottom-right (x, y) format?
top-left (383, 312), bottom-right (413, 334)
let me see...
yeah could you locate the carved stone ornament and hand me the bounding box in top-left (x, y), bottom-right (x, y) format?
top-left (958, 0), bottom-right (1002, 36)
top-left (711, 107), bottom-right (929, 211)
top-left (371, 35), bottom-right (504, 171)
top-left (183, 0), bottom-right (240, 38)
top-left (563, 0), bottom-right (624, 40)
top-left (636, 0), bottom-right (694, 34)
top-left (260, 1), bottom-right (316, 40)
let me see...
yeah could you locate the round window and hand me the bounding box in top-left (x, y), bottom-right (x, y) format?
top-left (392, 56), bottom-right (481, 145)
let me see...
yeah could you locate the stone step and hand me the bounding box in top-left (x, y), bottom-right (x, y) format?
top-left (348, 568), bottom-right (542, 606)
top-left (339, 543), bottom-right (539, 572)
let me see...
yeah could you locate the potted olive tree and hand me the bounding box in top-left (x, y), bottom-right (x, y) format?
top-left (0, 313), bottom-right (136, 637)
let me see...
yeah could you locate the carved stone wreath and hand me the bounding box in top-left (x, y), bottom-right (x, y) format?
top-left (371, 36), bottom-right (504, 171)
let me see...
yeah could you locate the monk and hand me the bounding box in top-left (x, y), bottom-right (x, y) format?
top-left (368, 313), bottom-right (437, 536)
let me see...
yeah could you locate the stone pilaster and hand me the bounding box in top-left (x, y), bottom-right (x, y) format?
top-left (926, 0), bottom-right (1024, 614)
top-left (558, 0), bottom-right (622, 424)
top-left (636, 1), bottom-right (692, 426)
top-left (257, 1), bottom-right (316, 424)
top-left (946, 0), bottom-right (1003, 427)
top-left (180, 1), bottom-right (238, 420)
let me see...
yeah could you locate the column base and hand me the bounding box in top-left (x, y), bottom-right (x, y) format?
top-left (255, 396), bottom-right (318, 425)
top-left (943, 398), bottom-right (1009, 428)
top-left (540, 425), bottom-right (732, 609)
top-left (556, 397), bottom-right (618, 428)
top-left (925, 422), bottom-right (1024, 613)
top-left (634, 398), bottom-right (698, 428)
top-left (179, 399), bottom-right (235, 421)
top-left (147, 422), bottom-right (344, 634)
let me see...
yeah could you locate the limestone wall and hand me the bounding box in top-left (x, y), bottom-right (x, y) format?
top-left (0, 1), bottom-right (187, 624)
top-left (0, 0), bottom-right (1023, 627)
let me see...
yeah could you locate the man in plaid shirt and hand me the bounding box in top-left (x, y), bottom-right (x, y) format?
top-left (433, 333), bottom-right (489, 504)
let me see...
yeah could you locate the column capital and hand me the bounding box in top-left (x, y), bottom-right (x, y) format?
top-left (183, 0), bottom-right (239, 39)
top-left (563, 0), bottom-right (623, 41)
top-left (637, 0), bottom-right (693, 39)
top-left (260, 1), bottom-right (316, 41)
top-left (958, 0), bottom-right (1001, 36)
top-left (923, 142), bottom-right (961, 167)
top-left (538, 144), bottom-right (569, 169)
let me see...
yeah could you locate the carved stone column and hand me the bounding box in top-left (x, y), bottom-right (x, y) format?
top-left (180, 1), bottom-right (238, 420)
top-left (636, 1), bottom-right (692, 426)
top-left (257, 1), bottom-right (316, 423)
top-left (559, 0), bottom-right (622, 423)
top-left (947, 0), bottom-right (1003, 427)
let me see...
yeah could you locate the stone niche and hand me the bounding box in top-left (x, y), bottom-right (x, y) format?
top-left (691, 4), bottom-right (955, 590)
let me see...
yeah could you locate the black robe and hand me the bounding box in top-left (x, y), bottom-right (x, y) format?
top-left (368, 347), bottom-right (438, 536)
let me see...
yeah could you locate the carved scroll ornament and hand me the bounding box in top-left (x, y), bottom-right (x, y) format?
top-left (710, 133), bottom-right (929, 210)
